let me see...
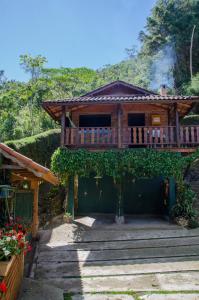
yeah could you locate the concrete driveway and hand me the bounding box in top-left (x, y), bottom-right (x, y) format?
top-left (19, 216), bottom-right (199, 299)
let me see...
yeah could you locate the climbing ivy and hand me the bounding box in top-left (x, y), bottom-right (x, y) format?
top-left (51, 147), bottom-right (199, 223)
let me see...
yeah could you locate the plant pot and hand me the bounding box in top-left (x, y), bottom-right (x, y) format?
top-left (0, 256), bottom-right (15, 276)
top-left (63, 215), bottom-right (73, 223)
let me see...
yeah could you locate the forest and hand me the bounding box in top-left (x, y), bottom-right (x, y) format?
top-left (1, 0), bottom-right (199, 142)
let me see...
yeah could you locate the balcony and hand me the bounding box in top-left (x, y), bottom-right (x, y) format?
top-left (64, 126), bottom-right (199, 150)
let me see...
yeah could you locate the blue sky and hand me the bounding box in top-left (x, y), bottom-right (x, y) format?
top-left (0, 0), bottom-right (156, 81)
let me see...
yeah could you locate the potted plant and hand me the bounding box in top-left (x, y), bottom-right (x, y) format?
top-left (63, 212), bottom-right (73, 223)
top-left (0, 222), bottom-right (31, 276)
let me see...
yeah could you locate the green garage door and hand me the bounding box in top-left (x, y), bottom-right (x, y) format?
top-left (77, 176), bottom-right (117, 214)
top-left (77, 176), bottom-right (165, 215)
top-left (123, 176), bottom-right (164, 215)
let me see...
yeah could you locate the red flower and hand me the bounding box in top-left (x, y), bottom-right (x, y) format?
top-left (17, 231), bottom-right (24, 241)
top-left (27, 245), bottom-right (32, 252)
top-left (0, 282), bottom-right (7, 293)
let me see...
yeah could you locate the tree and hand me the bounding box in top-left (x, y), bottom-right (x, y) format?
top-left (140, 0), bottom-right (199, 89)
top-left (20, 54), bottom-right (47, 80)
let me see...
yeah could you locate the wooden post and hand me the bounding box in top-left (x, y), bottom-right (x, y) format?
top-left (68, 176), bottom-right (74, 219)
top-left (31, 180), bottom-right (39, 238)
top-left (115, 181), bottom-right (124, 224)
top-left (74, 175), bottom-right (78, 210)
top-left (117, 104), bottom-right (122, 148)
top-left (61, 106), bottom-right (66, 146)
top-left (174, 104), bottom-right (180, 147)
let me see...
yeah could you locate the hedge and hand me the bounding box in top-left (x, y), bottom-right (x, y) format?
top-left (6, 129), bottom-right (60, 167)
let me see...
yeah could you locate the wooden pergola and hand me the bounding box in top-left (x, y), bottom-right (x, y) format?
top-left (0, 143), bottom-right (59, 237)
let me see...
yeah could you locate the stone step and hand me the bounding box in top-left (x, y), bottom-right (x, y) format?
top-left (39, 228), bottom-right (199, 244)
top-left (39, 235), bottom-right (199, 251)
top-left (37, 245), bottom-right (199, 263)
top-left (39, 271), bottom-right (199, 293)
top-left (35, 259), bottom-right (199, 278)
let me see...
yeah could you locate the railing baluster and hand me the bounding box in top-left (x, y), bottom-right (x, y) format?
top-left (154, 128), bottom-right (158, 144)
top-left (185, 127), bottom-right (189, 143)
top-left (80, 128), bottom-right (84, 144)
top-left (138, 127), bottom-right (142, 144)
top-left (160, 128), bottom-right (164, 147)
top-left (197, 127), bottom-right (199, 144)
top-left (191, 126), bottom-right (195, 144)
top-left (144, 127), bottom-right (147, 145)
top-left (149, 127), bottom-right (152, 145)
top-left (133, 128), bottom-right (137, 144)
top-left (91, 128), bottom-right (95, 144)
top-left (170, 127), bottom-right (174, 145)
top-left (180, 127), bottom-right (184, 144)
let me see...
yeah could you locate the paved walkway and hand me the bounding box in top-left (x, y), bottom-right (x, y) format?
top-left (19, 216), bottom-right (199, 299)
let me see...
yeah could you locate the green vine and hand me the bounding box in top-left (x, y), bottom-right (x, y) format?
top-left (51, 147), bottom-right (199, 224)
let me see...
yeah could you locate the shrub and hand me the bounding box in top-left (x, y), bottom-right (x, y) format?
top-left (6, 129), bottom-right (60, 167)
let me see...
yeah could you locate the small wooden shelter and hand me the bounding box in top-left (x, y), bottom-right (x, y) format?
top-left (0, 143), bottom-right (59, 237)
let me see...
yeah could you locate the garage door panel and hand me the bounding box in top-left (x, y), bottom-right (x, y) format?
top-left (78, 176), bottom-right (116, 214)
top-left (123, 176), bottom-right (164, 215)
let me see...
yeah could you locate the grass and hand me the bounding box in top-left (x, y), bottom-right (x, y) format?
top-left (64, 290), bottom-right (199, 300)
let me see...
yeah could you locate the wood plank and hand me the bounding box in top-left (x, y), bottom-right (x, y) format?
top-left (149, 127), bottom-right (153, 144)
top-left (154, 128), bottom-right (158, 144)
top-left (80, 128), bottom-right (84, 144)
top-left (31, 180), bottom-right (39, 238)
top-left (170, 127), bottom-right (174, 144)
top-left (160, 128), bottom-right (164, 147)
top-left (91, 128), bottom-right (95, 144)
top-left (60, 107), bottom-right (66, 146)
top-left (117, 105), bottom-right (122, 148)
top-left (180, 127), bottom-right (184, 144)
top-left (197, 127), bottom-right (199, 143)
top-left (185, 127), bottom-right (189, 143)
top-left (133, 128), bottom-right (137, 144)
top-left (191, 126), bottom-right (195, 144)
top-left (144, 128), bottom-right (147, 144)
top-left (138, 127), bottom-right (142, 144)
top-left (97, 128), bottom-right (100, 144)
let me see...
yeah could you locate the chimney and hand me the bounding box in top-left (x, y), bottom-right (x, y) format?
top-left (159, 84), bottom-right (167, 96)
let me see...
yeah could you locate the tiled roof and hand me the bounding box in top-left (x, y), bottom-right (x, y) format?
top-left (0, 143), bottom-right (59, 185)
top-left (43, 95), bottom-right (199, 105)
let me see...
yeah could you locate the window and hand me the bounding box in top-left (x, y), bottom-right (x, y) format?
top-left (79, 114), bottom-right (111, 127)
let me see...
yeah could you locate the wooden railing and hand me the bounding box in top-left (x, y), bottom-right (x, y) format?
top-left (65, 127), bottom-right (117, 146)
top-left (64, 126), bottom-right (199, 148)
top-left (123, 126), bottom-right (177, 147)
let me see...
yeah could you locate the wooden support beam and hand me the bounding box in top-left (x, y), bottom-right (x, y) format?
top-left (31, 180), bottom-right (40, 238)
top-left (117, 104), bottom-right (122, 148)
top-left (61, 106), bottom-right (66, 146)
top-left (68, 176), bottom-right (74, 219)
top-left (175, 103), bottom-right (180, 147)
top-left (115, 182), bottom-right (124, 224)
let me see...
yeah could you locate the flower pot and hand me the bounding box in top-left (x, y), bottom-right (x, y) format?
top-left (0, 256), bottom-right (15, 276)
top-left (63, 215), bottom-right (73, 223)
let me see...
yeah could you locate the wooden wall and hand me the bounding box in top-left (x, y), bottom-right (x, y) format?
top-left (71, 103), bottom-right (169, 127)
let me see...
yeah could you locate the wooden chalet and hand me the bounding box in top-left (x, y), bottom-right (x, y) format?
top-left (43, 80), bottom-right (199, 152)
top-left (42, 81), bottom-right (199, 219)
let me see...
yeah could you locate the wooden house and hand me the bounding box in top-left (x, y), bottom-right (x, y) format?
top-left (42, 80), bottom-right (199, 219)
